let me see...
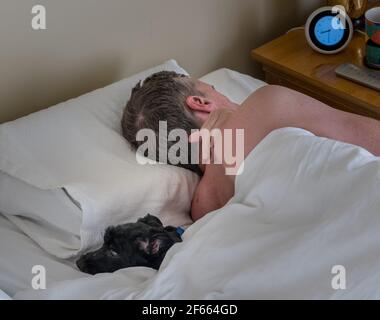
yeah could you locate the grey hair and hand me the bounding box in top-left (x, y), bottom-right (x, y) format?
top-left (121, 71), bottom-right (203, 175)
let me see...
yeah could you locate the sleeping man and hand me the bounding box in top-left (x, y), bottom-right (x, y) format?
top-left (121, 71), bottom-right (380, 222)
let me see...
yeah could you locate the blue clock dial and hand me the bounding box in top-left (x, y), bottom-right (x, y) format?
top-left (314, 16), bottom-right (345, 46)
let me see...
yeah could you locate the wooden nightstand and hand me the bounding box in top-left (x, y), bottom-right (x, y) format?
top-left (251, 28), bottom-right (380, 120)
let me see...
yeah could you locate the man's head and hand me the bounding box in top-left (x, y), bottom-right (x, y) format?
top-left (121, 71), bottom-right (236, 174)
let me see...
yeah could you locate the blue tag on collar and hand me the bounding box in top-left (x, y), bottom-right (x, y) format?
top-left (176, 227), bottom-right (185, 237)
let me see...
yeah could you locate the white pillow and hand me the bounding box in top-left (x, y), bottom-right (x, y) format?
top-left (0, 60), bottom-right (198, 254)
top-left (199, 68), bottom-right (266, 104)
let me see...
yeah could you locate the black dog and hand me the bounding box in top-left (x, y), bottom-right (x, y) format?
top-left (76, 214), bottom-right (183, 275)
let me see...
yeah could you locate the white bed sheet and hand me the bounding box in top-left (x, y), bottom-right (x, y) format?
top-left (0, 214), bottom-right (86, 297)
top-left (11, 127), bottom-right (380, 300)
top-left (0, 68), bottom-right (266, 298)
top-left (0, 171), bottom-right (82, 259)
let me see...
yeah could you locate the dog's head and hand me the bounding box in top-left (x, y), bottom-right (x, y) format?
top-left (76, 214), bottom-right (182, 275)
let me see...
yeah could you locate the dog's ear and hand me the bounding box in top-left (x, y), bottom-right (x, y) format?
top-left (164, 226), bottom-right (176, 233)
top-left (104, 226), bottom-right (117, 246)
top-left (138, 214), bottom-right (163, 227)
top-left (164, 226), bottom-right (183, 243)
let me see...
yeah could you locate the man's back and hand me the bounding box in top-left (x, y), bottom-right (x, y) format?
top-left (191, 85), bottom-right (380, 221)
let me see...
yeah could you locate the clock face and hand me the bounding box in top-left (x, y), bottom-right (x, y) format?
top-left (305, 7), bottom-right (353, 55)
top-left (314, 16), bottom-right (345, 46)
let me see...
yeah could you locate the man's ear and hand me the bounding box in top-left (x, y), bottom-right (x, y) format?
top-left (186, 96), bottom-right (216, 113)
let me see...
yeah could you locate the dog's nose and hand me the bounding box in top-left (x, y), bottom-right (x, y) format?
top-left (76, 258), bottom-right (87, 272)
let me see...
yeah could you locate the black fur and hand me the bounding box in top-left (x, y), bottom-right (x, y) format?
top-left (76, 214), bottom-right (182, 275)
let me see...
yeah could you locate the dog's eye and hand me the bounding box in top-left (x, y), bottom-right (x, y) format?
top-left (110, 250), bottom-right (119, 257)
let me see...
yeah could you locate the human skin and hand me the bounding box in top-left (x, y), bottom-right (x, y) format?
top-left (188, 83), bottom-right (380, 222)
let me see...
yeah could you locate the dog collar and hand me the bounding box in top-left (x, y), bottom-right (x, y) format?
top-left (176, 227), bottom-right (186, 237)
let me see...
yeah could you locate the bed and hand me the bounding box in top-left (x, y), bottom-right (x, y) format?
top-left (1, 60), bottom-right (380, 300)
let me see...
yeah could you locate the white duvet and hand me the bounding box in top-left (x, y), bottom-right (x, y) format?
top-left (13, 127), bottom-right (380, 300)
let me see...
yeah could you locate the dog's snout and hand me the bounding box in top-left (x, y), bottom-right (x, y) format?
top-left (76, 257), bottom-right (99, 275)
top-left (76, 257), bottom-right (87, 272)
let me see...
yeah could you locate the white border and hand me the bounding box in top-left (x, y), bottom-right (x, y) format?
top-left (305, 6), bottom-right (353, 55)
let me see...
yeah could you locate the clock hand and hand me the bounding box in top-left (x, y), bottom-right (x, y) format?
top-left (321, 29), bottom-right (331, 34)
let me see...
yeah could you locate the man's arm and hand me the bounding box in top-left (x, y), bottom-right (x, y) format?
top-left (191, 175), bottom-right (223, 222)
top-left (191, 165), bottom-right (235, 222)
top-left (191, 178), bottom-right (215, 222)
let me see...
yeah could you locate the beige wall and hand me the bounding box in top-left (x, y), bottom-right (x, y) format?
top-left (0, 0), bottom-right (324, 123)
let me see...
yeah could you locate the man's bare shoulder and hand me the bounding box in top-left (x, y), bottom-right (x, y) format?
top-left (240, 85), bottom-right (284, 110)
top-left (239, 84), bottom-right (380, 156)
top-left (221, 85), bottom-right (286, 159)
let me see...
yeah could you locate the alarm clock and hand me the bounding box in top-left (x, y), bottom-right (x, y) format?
top-left (305, 6), bottom-right (354, 54)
